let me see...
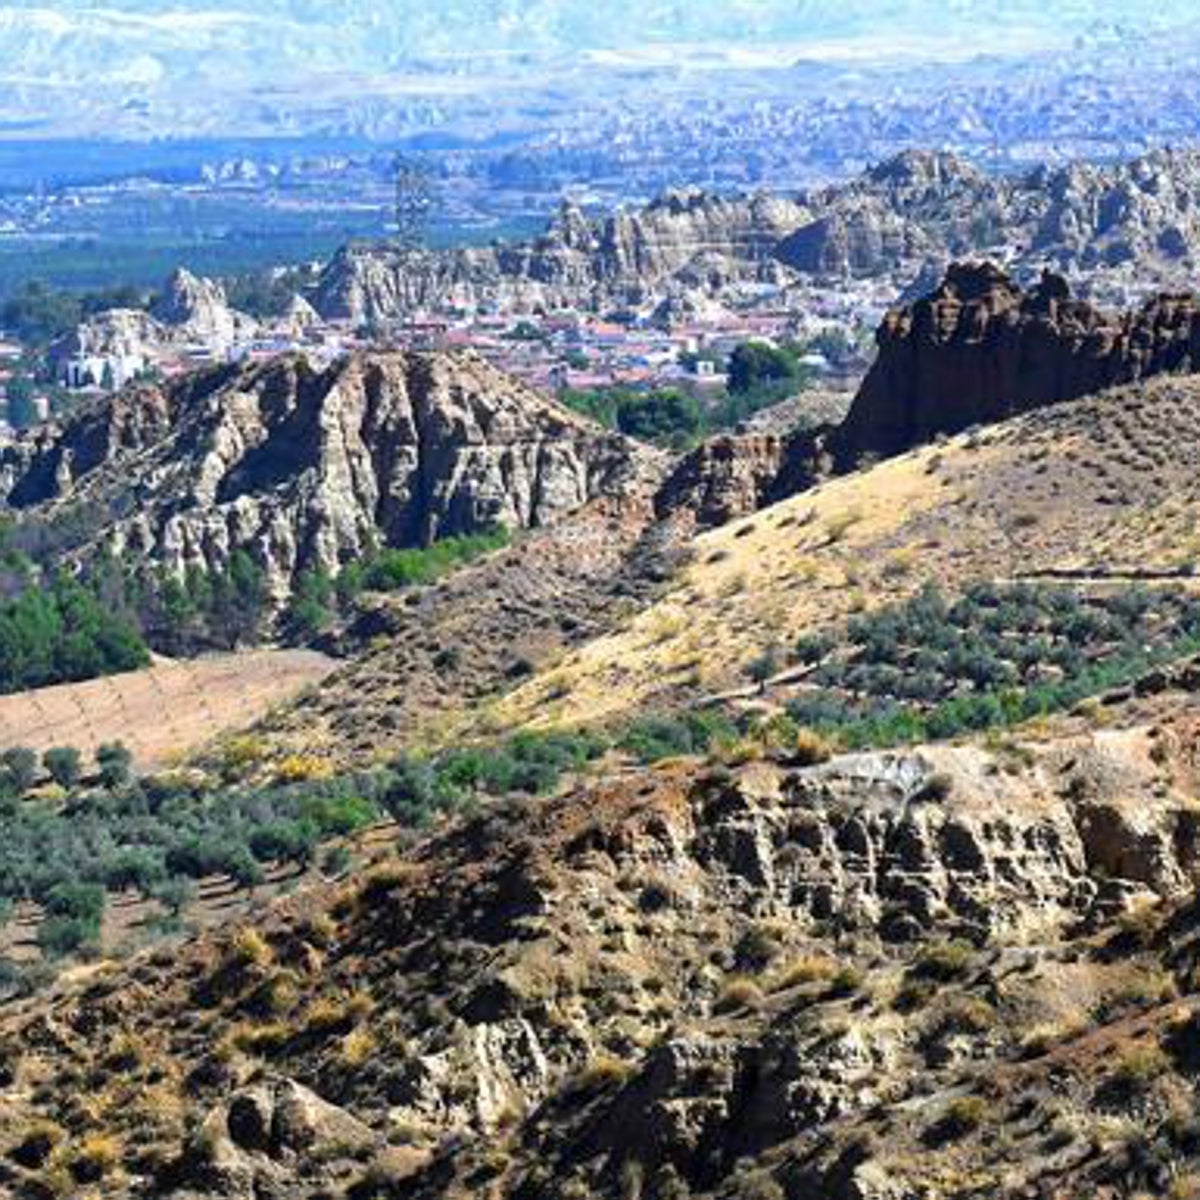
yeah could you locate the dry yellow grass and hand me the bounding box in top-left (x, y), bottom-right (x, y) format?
top-left (489, 442), bottom-right (949, 732)
top-left (482, 384), bottom-right (1200, 739)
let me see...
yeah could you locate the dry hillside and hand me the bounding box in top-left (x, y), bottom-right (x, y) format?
top-left (0, 650), bottom-right (333, 769)
top-left (5, 686), bottom-right (1200, 1199)
top-left (488, 375), bottom-right (1200, 737)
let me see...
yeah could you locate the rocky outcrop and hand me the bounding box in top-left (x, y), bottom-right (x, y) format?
top-left (653, 432), bottom-right (791, 528)
top-left (175, 1078), bottom-right (377, 1199)
top-left (5, 710), bottom-right (1200, 1199)
top-left (151, 267), bottom-right (258, 346)
top-left (0, 349), bottom-right (661, 598)
top-left (49, 307), bottom-right (164, 365)
top-left (49, 268), bottom-right (259, 375)
top-left (828, 261), bottom-right (1200, 462)
top-left (652, 261), bottom-right (1200, 532)
top-left (315, 147), bottom-right (1200, 322)
top-left (316, 190), bottom-right (807, 323)
top-left (653, 390), bottom-right (853, 528)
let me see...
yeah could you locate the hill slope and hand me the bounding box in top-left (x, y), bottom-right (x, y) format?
top-left (491, 370), bottom-right (1200, 736)
top-left (6, 699), bottom-right (1200, 1198)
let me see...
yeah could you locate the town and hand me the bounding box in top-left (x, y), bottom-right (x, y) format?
top-left (0, 263), bottom-right (876, 435)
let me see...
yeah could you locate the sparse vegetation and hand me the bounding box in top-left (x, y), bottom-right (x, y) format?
top-left (336, 527), bottom-right (512, 601)
top-left (784, 581), bottom-right (1200, 748)
top-left (929, 1095), bottom-right (988, 1142)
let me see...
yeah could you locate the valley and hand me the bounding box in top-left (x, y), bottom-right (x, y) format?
top-left (9, 8), bottom-right (1200, 1196)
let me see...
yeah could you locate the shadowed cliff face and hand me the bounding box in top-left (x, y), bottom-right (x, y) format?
top-left (656, 262), bottom-right (1200, 529)
top-left (0, 349), bottom-right (662, 598)
top-left (833, 262), bottom-right (1200, 460)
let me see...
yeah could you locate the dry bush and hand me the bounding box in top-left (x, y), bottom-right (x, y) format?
top-left (825, 510), bottom-right (863, 544)
top-left (68, 1133), bottom-right (122, 1184)
top-left (929, 996), bottom-right (995, 1038)
top-left (228, 1021), bottom-right (292, 1056)
top-left (793, 727), bottom-right (833, 766)
top-left (1020, 1016), bottom-right (1089, 1059)
top-left (570, 1054), bottom-right (633, 1096)
top-left (341, 1027), bottom-right (377, 1067)
top-left (770, 954), bottom-right (837, 991)
top-left (1107, 1043), bottom-right (1171, 1099)
top-left (273, 754), bottom-right (335, 783)
top-left (933, 1095), bottom-right (988, 1140)
top-left (306, 990), bottom-right (374, 1035)
top-left (228, 928), bottom-right (273, 970)
top-left (8, 1119), bottom-right (65, 1169)
top-left (913, 940), bottom-right (973, 983)
top-left (714, 975), bottom-right (764, 1014)
top-left (303, 912), bottom-right (338, 948)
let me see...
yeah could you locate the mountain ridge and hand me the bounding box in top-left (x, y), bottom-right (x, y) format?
top-left (0, 347), bottom-right (661, 601)
top-left (314, 147), bottom-right (1200, 322)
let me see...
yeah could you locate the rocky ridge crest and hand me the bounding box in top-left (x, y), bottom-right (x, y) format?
top-left (0, 348), bottom-right (661, 598)
top-left (656, 261), bottom-right (1200, 526)
top-left (316, 147), bottom-right (1200, 321)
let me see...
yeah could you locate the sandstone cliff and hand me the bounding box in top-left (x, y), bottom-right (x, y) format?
top-left (657, 261), bottom-right (1200, 529)
top-left (315, 189), bottom-right (808, 323)
top-left (0, 349), bottom-right (660, 598)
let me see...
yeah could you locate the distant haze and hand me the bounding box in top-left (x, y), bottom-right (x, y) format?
top-left (2, 1), bottom-right (1199, 138)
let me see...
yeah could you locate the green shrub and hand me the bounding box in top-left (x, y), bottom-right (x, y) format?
top-left (37, 916), bottom-right (98, 959)
top-left (283, 568), bottom-right (335, 641)
top-left (346, 528), bottom-right (511, 597)
top-left (619, 710), bottom-right (735, 764)
top-left (783, 581), bottom-right (1200, 751)
top-left (96, 741), bottom-right (133, 790)
top-left (1, 747), bottom-right (38, 793)
top-left (43, 746), bottom-right (82, 789)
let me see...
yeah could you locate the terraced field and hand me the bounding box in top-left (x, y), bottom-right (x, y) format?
top-left (0, 649), bottom-right (334, 769)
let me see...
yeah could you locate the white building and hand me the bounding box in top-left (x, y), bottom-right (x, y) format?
top-left (62, 352), bottom-right (147, 391)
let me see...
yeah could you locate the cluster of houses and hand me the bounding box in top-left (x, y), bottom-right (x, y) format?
top-left (1, 266), bottom-right (882, 436)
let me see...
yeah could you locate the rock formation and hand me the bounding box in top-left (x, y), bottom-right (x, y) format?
top-left (314, 147), bottom-right (1200, 322)
top-left (151, 267), bottom-right (258, 346)
top-left (316, 190), bottom-right (809, 323)
top-left (48, 268), bottom-right (259, 379)
top-left (655, 261), bottom-right (1200, 528)
top-left (315, 190), bottom-right (807, 323)
top-left (830, 261), bottom-right (1200, 461)
top-left (6, 716), bottom-right (1200, 1199)
top-left (0, 349), bottom-right (660, 598)
top-left (653, 432), bottom-right (792, 529)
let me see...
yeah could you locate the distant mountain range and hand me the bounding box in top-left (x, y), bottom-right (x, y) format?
top-left (2, 1), bottom-right (1200, 140)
